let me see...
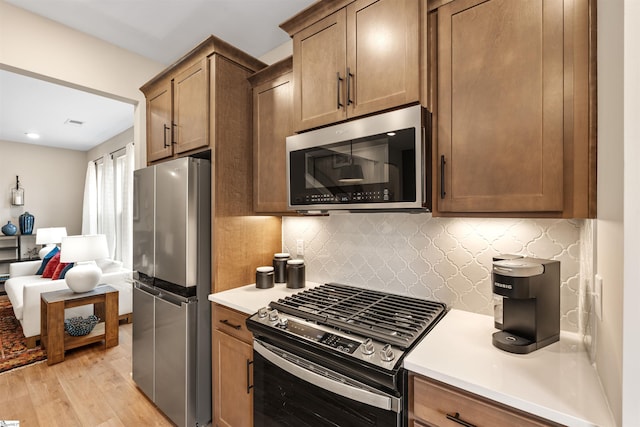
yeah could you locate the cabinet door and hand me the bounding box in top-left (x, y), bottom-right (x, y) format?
top-left (436, 0), bottom-right (564, 213)
top-left (346, 0), bottom-right (420, 118)
top-left (213, 330), bottom-right (253, 427)
top-left (253, 71), bottom-right (293, 213)
top-left (293, 10), bottom-right (347, 131)
top-left (146, 79), bottom-right (173, 163)
top-left (411, 375), bottom-right (557, 427)
top-left (174, 58), bottom-right (209, 154)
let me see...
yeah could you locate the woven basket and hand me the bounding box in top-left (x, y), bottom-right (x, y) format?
top-left (64, 315), bottom-right (100, 336)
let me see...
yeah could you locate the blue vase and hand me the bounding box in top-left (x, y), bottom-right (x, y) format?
top-left (2, 221), bottom-right (17, 236)
top-left (19, 212), bottom-right (34, 235)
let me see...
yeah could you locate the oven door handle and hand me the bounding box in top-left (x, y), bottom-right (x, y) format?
top-left (254, 340), bottom-right (400, 413)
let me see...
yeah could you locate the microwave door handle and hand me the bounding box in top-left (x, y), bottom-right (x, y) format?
top-left (254, 340), bottom-right (399, 412)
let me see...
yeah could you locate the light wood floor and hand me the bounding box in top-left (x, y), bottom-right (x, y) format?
top-left (0, 323), bottom-right (175, 426)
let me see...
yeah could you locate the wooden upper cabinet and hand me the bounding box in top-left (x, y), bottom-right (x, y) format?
top-left (145, 78), bottom-right (173, 163)
top-left (249, 57), bottom-right (294, 213)
top-left (173, 58), bottom-right (209, 155)
top-left (293, 11), bottom-right (347, 131)
top-left (432, 0), bottom-right (596, 217)
top-left (286, 0), bottom-right (421, 132)
top-left (346, 0), bottom-right (420, 118)
top-left (141, 35), bottom-right (266, 166)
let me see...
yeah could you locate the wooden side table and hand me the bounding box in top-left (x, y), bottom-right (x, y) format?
top-left (40, 284), bottom-right (119, 365)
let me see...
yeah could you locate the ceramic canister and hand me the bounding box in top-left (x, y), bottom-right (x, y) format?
top-left (256, 266), bottom-right (275, 289)
top-left (273, 253), bottom-right (290, 283)
top-left (286, 259), bottom-right (305, 289)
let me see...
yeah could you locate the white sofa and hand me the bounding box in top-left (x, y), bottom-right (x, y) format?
top-left (5, 258), bottom-right (133, 347)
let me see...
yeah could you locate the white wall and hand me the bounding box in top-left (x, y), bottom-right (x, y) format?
top-left (623, 1), bottom-right (640, 425)
top-left (596, 0), bottom-right (625, 424)
top-left (0, 1), bottom-right (164, 169)
top-left (86, 127), bottom-right (134, 163)
top-left (0, 139), bottom-right (86, 235)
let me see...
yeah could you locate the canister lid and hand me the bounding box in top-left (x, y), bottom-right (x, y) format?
top-left (493, 259), bottom-right (544, 277)
top-left (256, 266), bottom-right (274, 273)
top-left (274, 253), bottom-right (291, 259)
top-left (287, 259), bottom-right (304, 265)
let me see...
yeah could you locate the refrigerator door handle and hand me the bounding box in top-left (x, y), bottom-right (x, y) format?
top-left (157, 291), bottom-right (192, 307)
top-left (135, 281), bottom-right (161, 297)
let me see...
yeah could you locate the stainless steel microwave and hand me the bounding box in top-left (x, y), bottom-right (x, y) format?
top-left (286, 105), bottom-right (431, 212)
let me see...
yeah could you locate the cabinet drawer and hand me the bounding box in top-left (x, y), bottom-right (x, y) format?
top-left (411, 375), bottom-right (558, 427)
top-left (213, 304), bottom-right (252, 344)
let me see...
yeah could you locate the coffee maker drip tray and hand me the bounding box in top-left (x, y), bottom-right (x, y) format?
top-left (492, 331), bottom-right (537, 354)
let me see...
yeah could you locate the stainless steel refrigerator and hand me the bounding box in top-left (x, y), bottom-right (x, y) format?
top-left (132, 156), bottom-right (211, 427)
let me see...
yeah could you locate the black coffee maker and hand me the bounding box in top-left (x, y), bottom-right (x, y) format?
top-left (492, 255), bottom-right (560, 354)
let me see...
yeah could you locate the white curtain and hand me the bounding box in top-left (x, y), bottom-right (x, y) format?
top-left (82, 145), bottom-right (135, 266)
top-left (82, 161), bottom-right (98, 234)
top-left (99, 155), bottom-right (116, 259)
top-left (121, 143), bottom-right (134, 269)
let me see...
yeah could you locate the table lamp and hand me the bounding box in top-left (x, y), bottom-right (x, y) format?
top-left (60, 234), bottom-right (109, 293)
top-left (35, 227), bottom-right (67, 259)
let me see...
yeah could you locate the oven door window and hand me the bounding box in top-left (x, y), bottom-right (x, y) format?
top-left (289, 127), bottom-right (416, 206)
top-left (253, 344), bottom-right (401, 427)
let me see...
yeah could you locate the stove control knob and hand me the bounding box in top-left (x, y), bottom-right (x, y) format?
top-left (268, 309), bottom-right (279, 322)
top-left (258, 307), bottom-right (269, 318)
top-left (361, 338), bottom-right (375, 355)
top-left (380, 344), bottom-right (395, 362)
top-left (278, 317), bottom-right (289, 328)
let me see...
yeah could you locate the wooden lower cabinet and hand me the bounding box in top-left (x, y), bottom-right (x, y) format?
top-left (212, 304), bottom-right (253, 427)
top-left (410, 374), bottom-right (562, 427)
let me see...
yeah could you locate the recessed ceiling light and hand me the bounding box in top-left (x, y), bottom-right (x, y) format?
top-left (25, 132), bottom-right (40, 139)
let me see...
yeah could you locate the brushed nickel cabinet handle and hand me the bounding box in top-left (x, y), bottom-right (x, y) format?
top-left (246, 359), bottom-right (254, 394)
top-left (163, 124), bottom-right (170, 148)
top-left (337, 72), bottom-right (344, 109)
top-left (171, 122), bottom-right (177, 145)
top-left (446, 412), bottom-right (476, 427)
top-left (346, 67), bottom-right (354, 105)
top-left (440, 155), bottom-right (447, 199)
top-left (220, 319), bottom-right (241, 330)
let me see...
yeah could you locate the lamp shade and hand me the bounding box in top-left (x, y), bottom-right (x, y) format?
top-left (60, 234), bottom-right (109, 293)
top-left (60, 234), bottom-right (109, 263)
top-left (36, 227), bottom-right (67, 245)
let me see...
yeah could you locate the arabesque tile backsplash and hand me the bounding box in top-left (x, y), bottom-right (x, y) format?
top-left (282, 213), bottom-right (589, 333)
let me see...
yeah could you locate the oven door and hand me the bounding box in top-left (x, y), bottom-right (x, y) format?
top-left (253, 339), bottom-right (402, 427)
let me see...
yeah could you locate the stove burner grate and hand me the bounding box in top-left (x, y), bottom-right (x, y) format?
top-left (269, 283), bottom-right (446, 349)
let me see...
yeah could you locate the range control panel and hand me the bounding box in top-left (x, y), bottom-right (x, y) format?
top-left (250, 307), bottom-right (403, 369)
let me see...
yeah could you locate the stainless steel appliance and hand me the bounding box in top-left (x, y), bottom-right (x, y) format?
top-left (246, 283), bottom-right (446, 427)
top-left (132, 157), bottom-right (211, 427)
top-left (286, 105), bottom-right (431, 212)
top-left (492, 256), bottom-right (560, 354)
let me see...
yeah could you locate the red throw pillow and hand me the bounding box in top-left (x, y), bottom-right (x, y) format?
top-left (52, 261), bottom-right (69, 280)
top-left (42, 252), bottom-right (61, 278)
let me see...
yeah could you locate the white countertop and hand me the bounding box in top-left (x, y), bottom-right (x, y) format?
top-left (404, 309), bottom-right (615, 427)
top-left (208, 282), bottom-right (320, 315)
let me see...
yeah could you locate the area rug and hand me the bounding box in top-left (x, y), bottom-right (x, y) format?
top-left (0, 298), bottom-right (47, 374)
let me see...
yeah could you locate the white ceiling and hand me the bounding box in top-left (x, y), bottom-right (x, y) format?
top-left (1, 0), bottom-right (315, 151)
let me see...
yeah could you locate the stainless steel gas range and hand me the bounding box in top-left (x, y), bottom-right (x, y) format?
top-left (246, 282), bottom-right (447, 427)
